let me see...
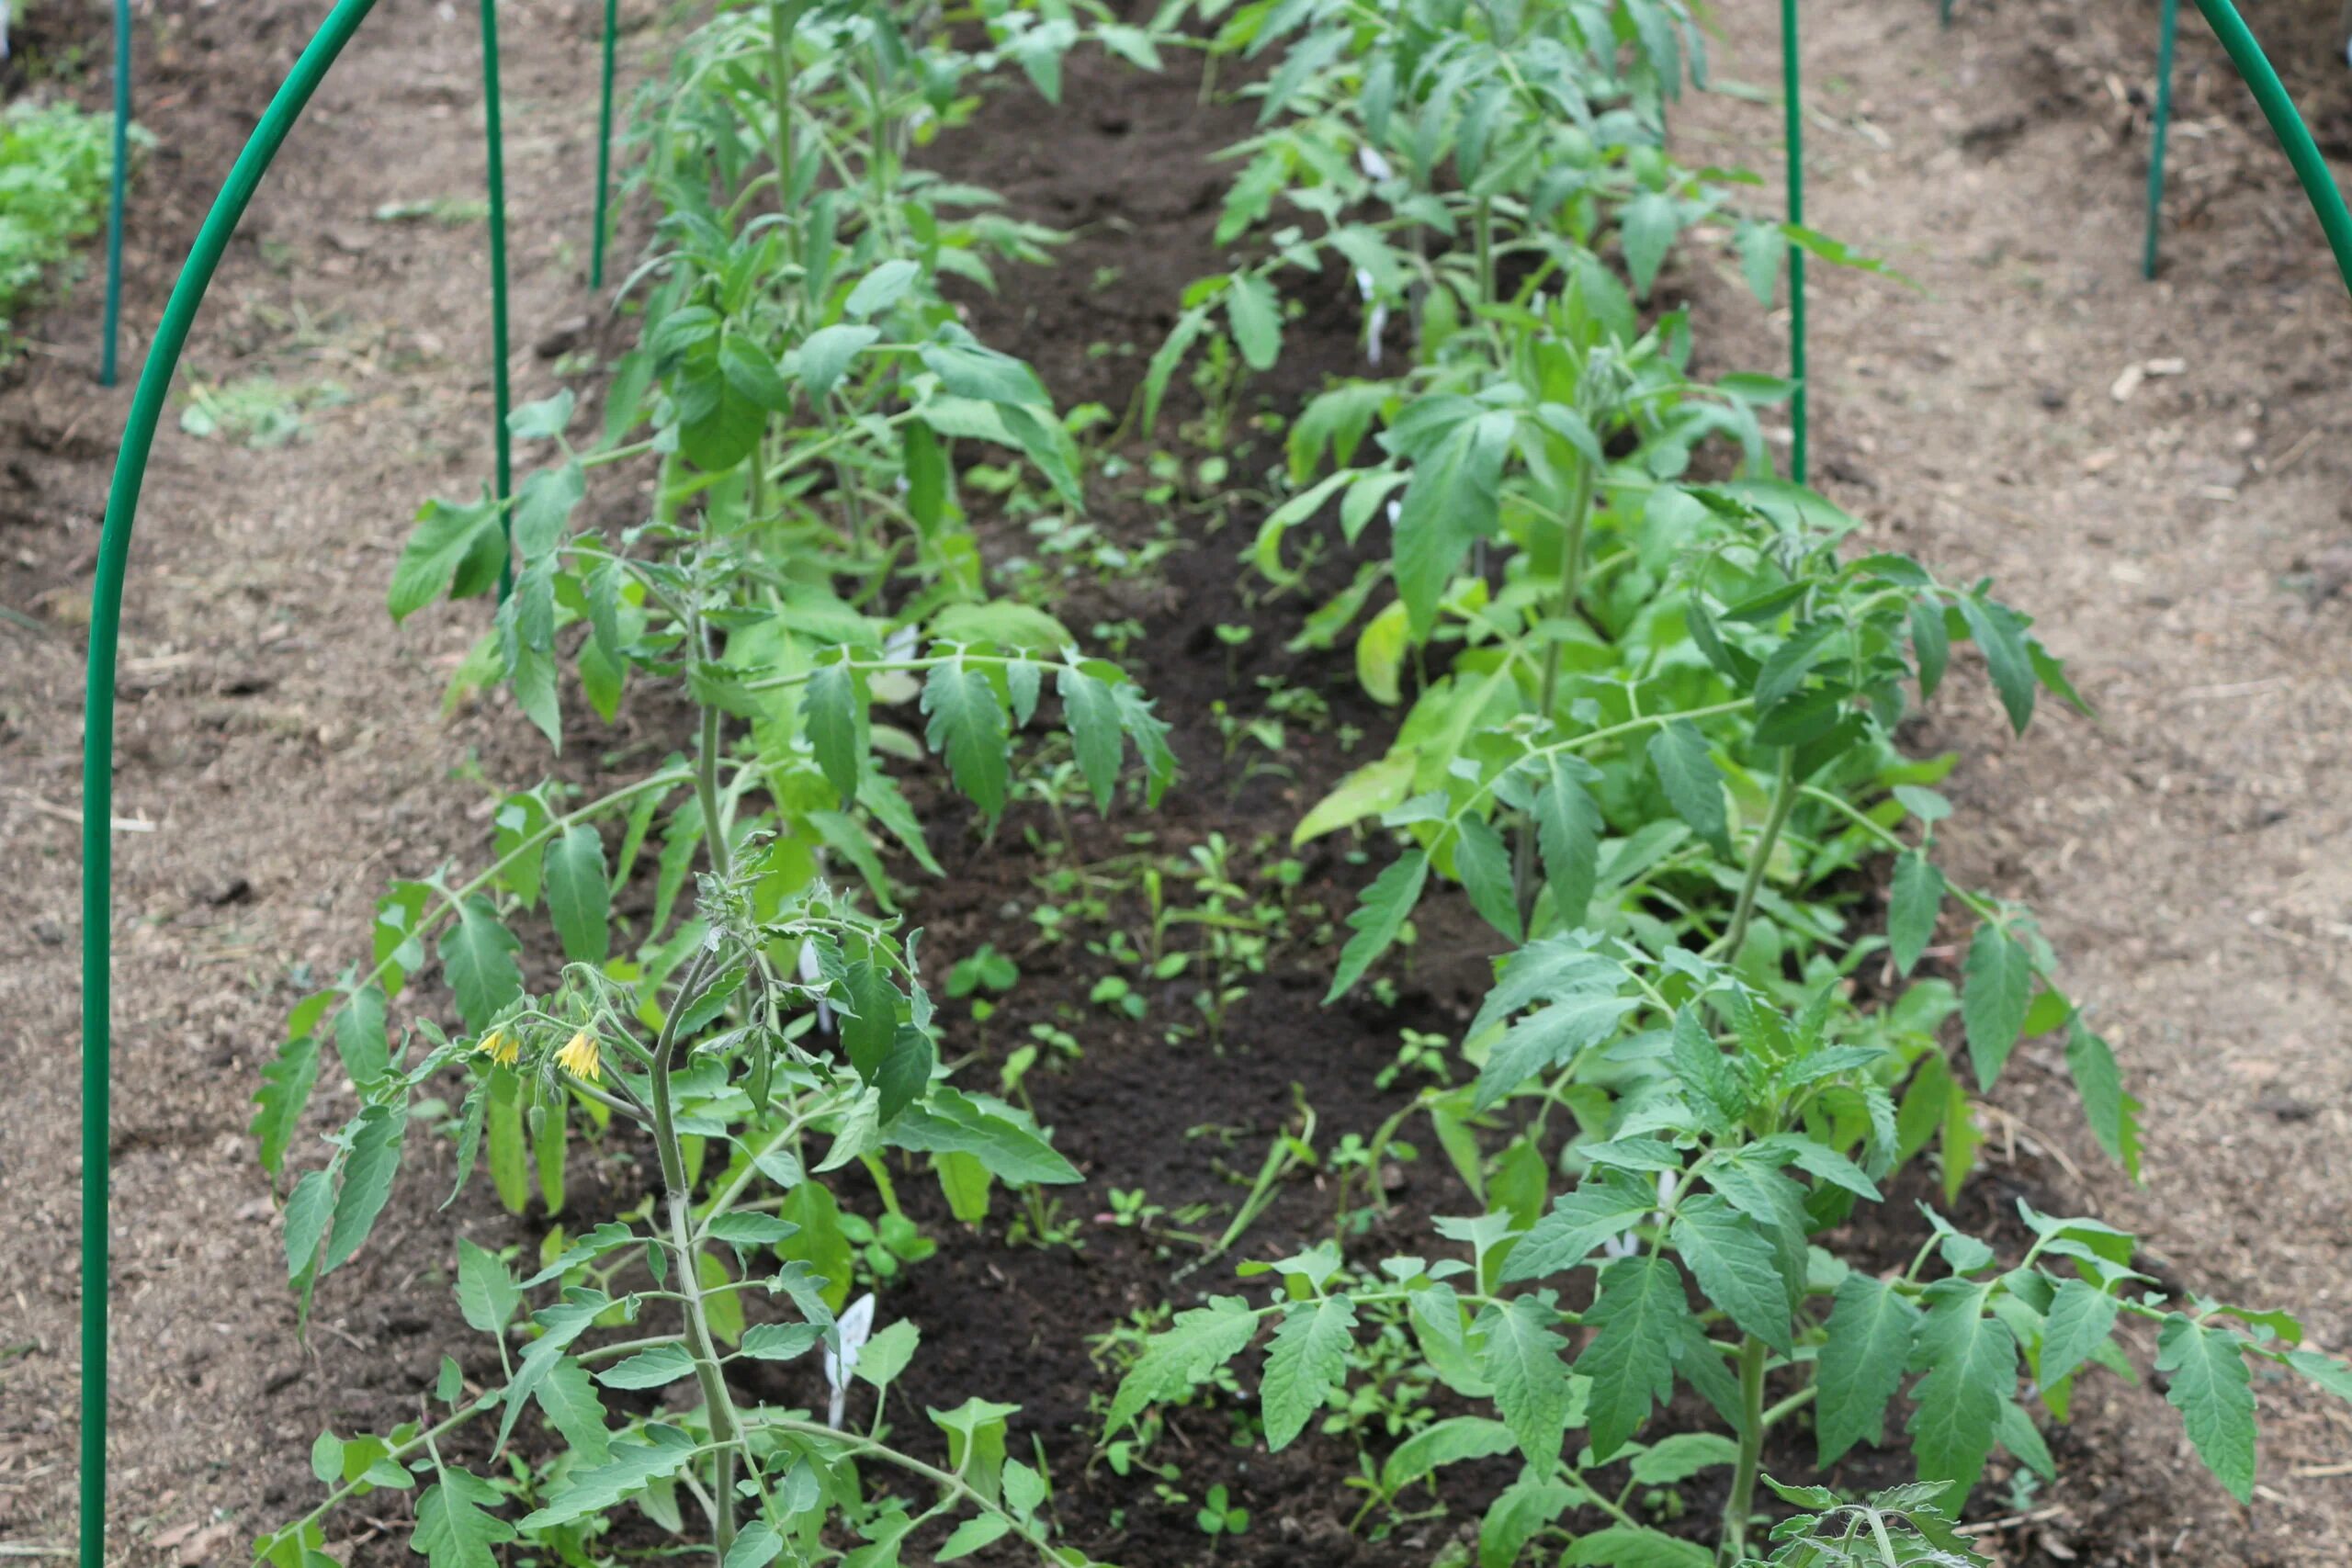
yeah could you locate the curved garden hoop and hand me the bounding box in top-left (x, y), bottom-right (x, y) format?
top-left (100, 0), bottom-right (130, 388)
top-left (70, 0), bottom-right (2352, 1562)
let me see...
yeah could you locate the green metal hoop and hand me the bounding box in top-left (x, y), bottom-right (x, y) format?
top-left (99, 0), bottom-right (130, 387)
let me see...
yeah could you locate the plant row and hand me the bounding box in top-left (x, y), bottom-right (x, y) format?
top-left (234, 4), bottom-right (2352, 1568)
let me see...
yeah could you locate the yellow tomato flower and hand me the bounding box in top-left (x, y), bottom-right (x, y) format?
top-left (479, 1029), bottom-right (520, 1066)
top-left (555, 1029), bottom-right (603, 1083)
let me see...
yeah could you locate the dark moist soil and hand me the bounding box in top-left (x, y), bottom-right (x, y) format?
top-left (6, 2), bottom-right (2352, 1566)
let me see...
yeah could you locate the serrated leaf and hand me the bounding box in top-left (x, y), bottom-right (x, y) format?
top-left (1057, 667), bottom-right (1124, 812)
top-left (1453, 815), bottom-right (1521, 942)
top-left (1226, 272), bottom-right (1282, 372)
top-left (543, 826), bottom-right (610, 964)
top-left (1261, 1296), bottom-right (1357, 1450)
top-left (1502, 1169), bottom-right (1658, 1282)
top-left (1962, 924), bottom-right (2031, 1087)
top-left (518, 1425), bottom-right (699, 1529)
top-left (804, 660), bottom-right (865, 807)
top-left (284, 1168), bottom-right (335, 1281)
top-left (722, 1523), bottom-right (782, 1568)
top-left (390, 493), bottom-right (502, 621)
top-left (1476, 1295), bottom-right (1579, 1468)
top-left (456, 1236), bottom-right (520, 1336)
top-left (439, 897), bottom-right (523, 1034)
top-left (883, 1088), bottom-right (1080, 1185)
top-left (2156, 1314), bottom-right (2256, 1502)
top-left (334, 987), bottom-right (390, 1089)
top-left (535, 1354), bottom-right (611, 1464)
top-left (1576, 1253), bottom-right (1692, 1460)
top-left (1646, 721), bottom-right (1729, 857)
top-left (1889, 852), bottom-right (1943, 976)
top-left (252, 1032), bottom-right (321, 1182)
top-left (1381, 1416), bottom-right (1518, 1492)
top-left (922, 660), bottom-right (1010, 822)
top-left (1325, 850), bottom-right (1428, 1003)
top-left (1475, 992), bottom-right (1638, 1111)
top-left (936, 1515), bottom-right (1012, 1562)
top-left (1392, 410), bottom-right (1513, 638)
top-left (596, 1344), bottom-right (698, 1390)
top-left (1532, 760), bottom-right (1602, 927)
top-left (1670, 1007), bottom-right (1743, 1128)
top-left (1958, 596), bottom-right (2037, 734)
top-left (413, 1467), bottom-right (514, 1568)
top-left (2039, 1280), bottom-right (2120, 1389)
top-left (1817, 1272), bottom-right (1921, 1464)
top-left (1106, 1297), bottom-right (1260, 1436)
top-left (1671, 1194), bottom-right (1792, 1350)
top-left (1565, 1526), bottom-right (1712, 1568)
top-left (2064, 1019), bottom-right (2142, 1179)
top-left (1906, 1279), bottom-right (2013, 1503)
top-left (323, 1104), bottom-right (406, 1275)
top-left (1629, 1432), bottom-right (1741, 1485)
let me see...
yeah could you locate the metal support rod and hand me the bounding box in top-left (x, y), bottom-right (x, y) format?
top-left (2144, 0), bottom-right (2179, 278)
top-left (1782, 0), bottom-right (1807, 484)
top-left (593, 0), bottom-right (618, 290)
top-left (481, 0), bottom-right (515, 596)
top-left (99, 0), bottom-right (130, 387)
top-left (81, 10), bottom-right (387, 1566)
top-left (2187, 0), bottom-right (2352, 296)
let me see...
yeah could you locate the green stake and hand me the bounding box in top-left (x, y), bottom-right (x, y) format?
top-left (1782, 0), bottom-right (1806, 485)
top-left (481, 0), bottom-right (514, 598)
top-left (99, 0), bottom-right (129, 387)
top-left (2144, 0), bottom-right (2179, 278)
top-left (80, 6), bottom-right (385, 1566)
top-left (593, 0), bottom-right (618, 290)
top-left (2189, 0), bottom-right (2352, 294)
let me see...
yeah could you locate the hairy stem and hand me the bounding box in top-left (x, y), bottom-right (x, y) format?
top-left (1722, 746), bottom-right (1798, 960)
top-left (650, 947), bottom-right (747, 1561)
top-left (1511, 457), bottom-right (1596, 928)
top-left (1723, 1335), bottom-right (1769, 1561)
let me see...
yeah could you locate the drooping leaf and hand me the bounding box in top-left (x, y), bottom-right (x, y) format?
top-left (1324, 850), bottom-right (1429, 1003)
top-left (2039, 1280), bottom-right (2120, 1388)
top-left (1646, 721), bottom-right (1729, 857)
top-left (323, 1103), bottom-right (407, 1275)
top-left (1816, 1272), bottom-right (1921, 1464)
top-left (1958, 595), bottom-right (2037, 735)
top-left (1261, 1296), bottom-right (1357, 1450)
top-left (2155, 1314), bottom-right (2256, 1503)
top-left (1906, 1280), bottom-right (2013, 1503)
top-left (1476, 1294), bottom-right (1580, 1468)
top-left (543, 827), bottom-right (611, 964)
top-left (439, 897), bottom-right (523, 1034)
top-left (1576, 1252), bottom-right (1693, 1460)
top-left (922, 660), bottom-right (1010, 822)
top-left (1670, 1194), bottom-right (1792, 1351)
top-left (1961, 923), bottom-right (2031, 1087)
top-left (413, 1466), bottom-right (514, 1568)
top-left (1532, 759), bottom-right (1602, 927)
top-left (1057, 666), bottom-right (1125, 812)
top-left (1888, 852), bottom-right (1943, 976)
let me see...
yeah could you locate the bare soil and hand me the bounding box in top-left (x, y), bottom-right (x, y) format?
top-left (2, 2), bottom-right (2349, 1566)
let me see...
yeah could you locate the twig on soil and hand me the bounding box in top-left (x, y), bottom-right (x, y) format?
top-left (1954, 1505), bottom-right (2067, 1536)
top-left (2, 787), bottom-right (157, 832)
